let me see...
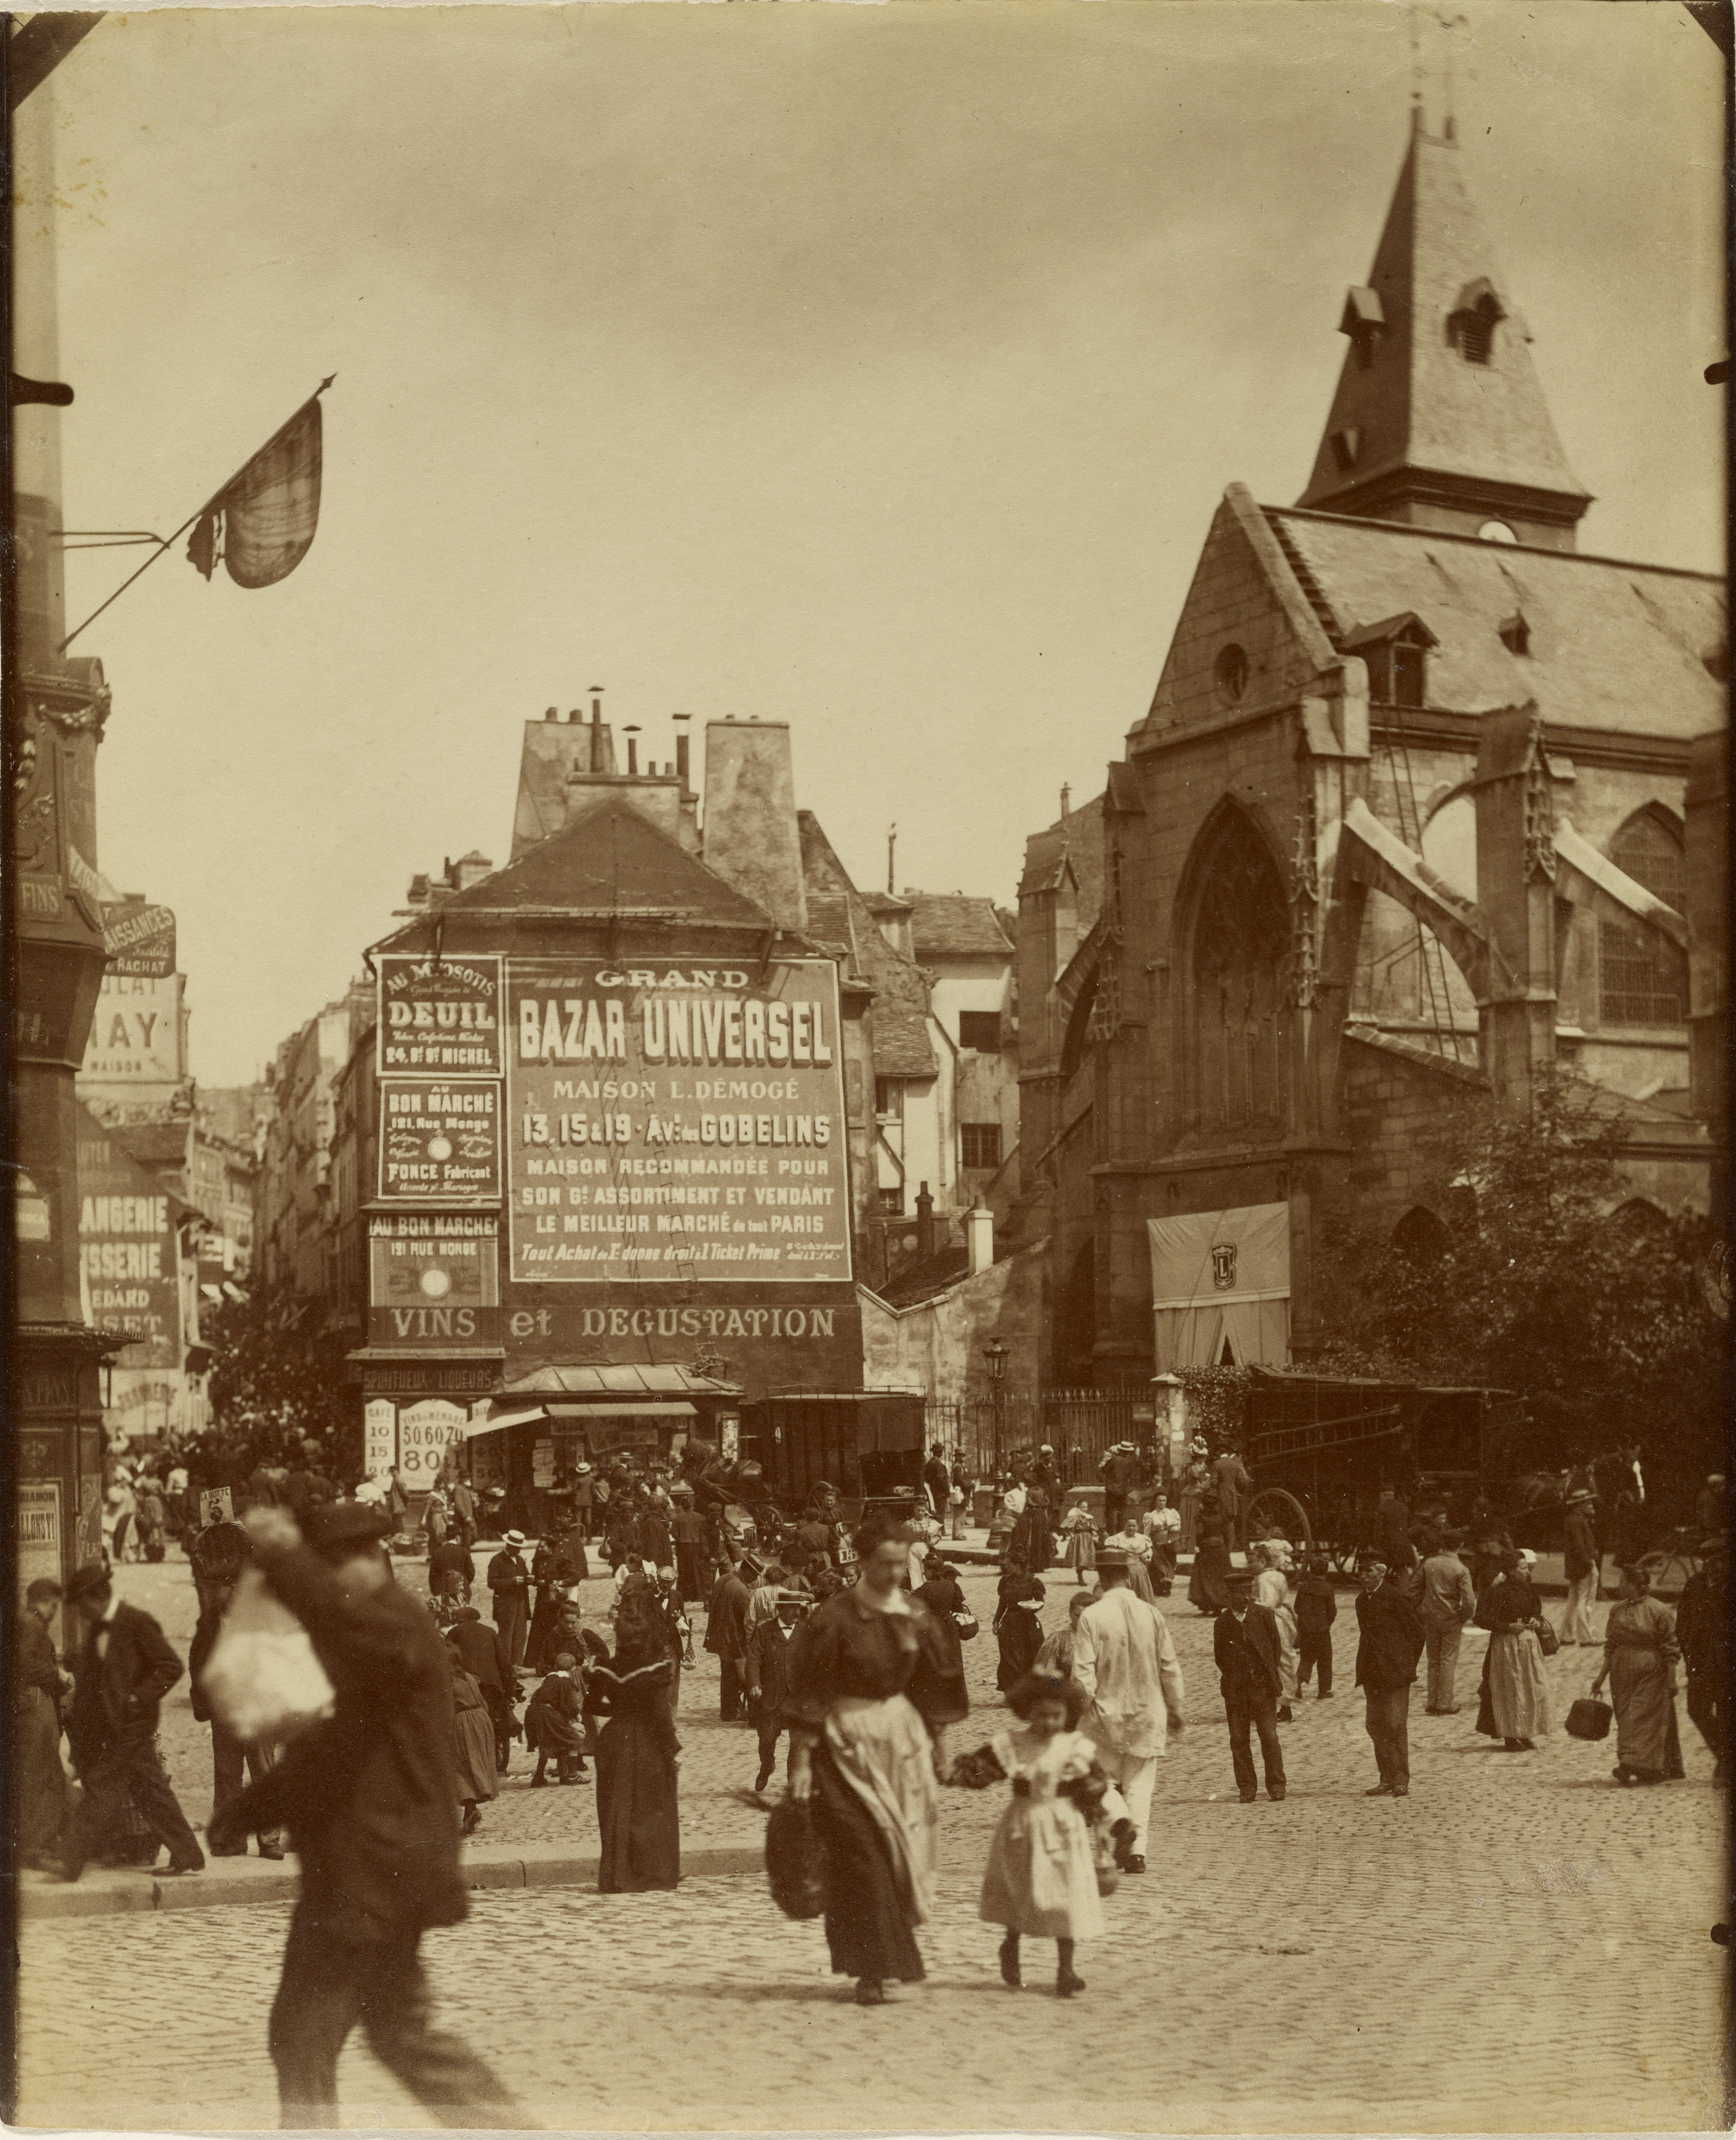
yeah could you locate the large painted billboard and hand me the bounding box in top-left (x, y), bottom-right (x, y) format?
top-left (377, 1079), bottom-right (503, 1204)
top-left (75, 1106), bottom-right (181, 1369)
top-left (506, 958), bottom-right (851, 1286)
top-left (368, 1211), bottom-right (500, 1346)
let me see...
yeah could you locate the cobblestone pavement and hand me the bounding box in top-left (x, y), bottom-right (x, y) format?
top-left (19, 1551), bottom-right (1728, 2131)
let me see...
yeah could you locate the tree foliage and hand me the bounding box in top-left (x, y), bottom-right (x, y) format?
top-left (1315, 1071), bottom-right (1723, 1504)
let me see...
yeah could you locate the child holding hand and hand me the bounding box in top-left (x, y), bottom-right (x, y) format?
top-left (948, 1669), bottom-right (1110, 1998)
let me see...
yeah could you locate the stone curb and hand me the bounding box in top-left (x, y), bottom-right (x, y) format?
top-left (19, 1842), bottom-right (763, 1924)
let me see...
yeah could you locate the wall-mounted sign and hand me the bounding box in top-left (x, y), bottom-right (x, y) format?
top-left (363, 1398), bottom-right (397, 1478)
top-left (377, 1081), bottom-right (502, 1204)
top-left (378, 954), bottom-right (504, 1078)
top-left (17, 1482), bottom-right (63, 1598)
top-left (102, 902), bottom-right (177, 980)
top-left (80, 972), bottom-right (184, 1087)
top-left (505, 958), bottom-right (852, 1286)
top-left (397, 1397), bottom-right (466, 1487)
top-left (76, 1104), bottom-right (181, 1369)
top-left (368, 1212), bottom-right (500, 1346)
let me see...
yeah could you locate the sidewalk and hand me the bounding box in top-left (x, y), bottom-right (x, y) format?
top-left (17, 1839), bottom-right (763, 1924)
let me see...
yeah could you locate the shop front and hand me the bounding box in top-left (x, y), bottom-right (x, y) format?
top-left (466, 1363), bottom-right (742, 1535)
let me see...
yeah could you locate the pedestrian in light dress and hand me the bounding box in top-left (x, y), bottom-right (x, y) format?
top-left (1059, 1495), bottom-right (1099, 1586)
top-left (950, 1671), bottom-right (1109, 1998)
top-left (1474, 1550), bottom-right (1552, 1753)
top-left (1251, 1542), bottom-right (1299, 1720)
top-left (1591, 1566), bottom-right (1684, 1786)
top-left (1560, 1491), bottom-right (1601, 1646)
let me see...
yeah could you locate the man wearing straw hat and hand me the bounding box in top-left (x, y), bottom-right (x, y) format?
top-left (1561, 1488), bottom-right (1601, 1647)
top-left (1072, 1545), bottom-right (1186, 1874)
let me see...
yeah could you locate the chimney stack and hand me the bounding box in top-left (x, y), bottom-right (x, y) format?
top-left (674, 716), bottom-right (691, 790)
top-left (1060, 783), bottom-right (1071, 818)
top-left (700, 717), bottom-right (809, 932)
top-left (966, 1204), bottom-right (994, 1277)
top-left (624, 726), bottom-right (640, 776)
top-left (915, 1183), bottom-right (936, 1260)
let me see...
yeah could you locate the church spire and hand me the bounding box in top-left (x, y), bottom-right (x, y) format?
top-left (1297, 111), bottom-right (1591, 549)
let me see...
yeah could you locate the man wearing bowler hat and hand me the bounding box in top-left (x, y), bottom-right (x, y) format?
top-left (211, 1498), bottom-right (517, 2127)
top-left (486, 1529), bottom-right (532, 1670)
top-left (60, 1562), bottom-right (204, 1881)
top-left (1215, 1570), bottom-right (1286, 1803)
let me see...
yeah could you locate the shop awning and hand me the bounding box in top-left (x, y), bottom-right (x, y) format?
top-left (464, 1398), bottom-right (698, 1438)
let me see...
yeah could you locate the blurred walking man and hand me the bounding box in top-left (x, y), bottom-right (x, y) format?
top-left (1072, 1547), bottom-right (1185, 1873)
top-left (213, 1502), bottom-right (520, 2129)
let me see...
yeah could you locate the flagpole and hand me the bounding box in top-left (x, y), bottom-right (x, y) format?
top-left (57, 375), bottom-right (335, 653)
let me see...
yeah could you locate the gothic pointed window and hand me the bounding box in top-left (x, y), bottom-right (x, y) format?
top-left (1598, 809), bottom-right (1687, 1028)
top-left (1184, 809), bottom-right (1292, 1139)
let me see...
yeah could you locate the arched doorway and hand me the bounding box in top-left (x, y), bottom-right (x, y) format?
top-left (1181, 807), bottom-right (1293, 1138)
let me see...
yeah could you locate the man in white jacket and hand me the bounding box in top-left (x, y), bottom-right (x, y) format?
top-left (1072, 1547), bottom-right (1186, 1875)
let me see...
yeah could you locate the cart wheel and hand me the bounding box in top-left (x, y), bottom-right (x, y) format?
top-left (1327, 1538), bottom-right (1358, 1577)
top-left (1246, 1487), bottom-right (1312, 1552)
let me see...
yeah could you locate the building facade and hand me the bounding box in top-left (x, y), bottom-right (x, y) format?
top-left (1013, 113), bottom-right (1725, 1386)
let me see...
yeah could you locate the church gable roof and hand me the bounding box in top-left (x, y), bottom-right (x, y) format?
top-left (1269, 507), bottom-right (1726, 741)
top-left (418, 794), bottom-right (772, 926)
top-left (1298, 117), bottom-right (1589, 525)
top-left (1138, 485), bottom-right (1337, 737)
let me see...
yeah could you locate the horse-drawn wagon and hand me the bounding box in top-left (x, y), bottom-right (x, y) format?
top-left (1237, 1368), bottom-right (1528, 1571)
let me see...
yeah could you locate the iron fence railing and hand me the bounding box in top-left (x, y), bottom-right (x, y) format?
top-left (924, 1387), bottom-right (1147, 1480)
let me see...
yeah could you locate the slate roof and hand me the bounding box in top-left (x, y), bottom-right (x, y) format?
top-left (799, 813), bottom-right (937, 1080)
top-left (386, 795), bottom-right (772, 933)
top-left (1018, 794), bottom-right (1106, 938)
top-left (906, 893), bottom-right (1012, 960)
top-left (1298, 120), bottom-right (1588, 514)
top-left (1268, 508), bottom-right (1725, 741)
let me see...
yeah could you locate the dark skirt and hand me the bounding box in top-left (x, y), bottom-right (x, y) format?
top-left (595, 1714), bottom-right (681, 1892)
top-left (996, 1608), bottom-right (1045, 1691)
top-left (454, 1706), bottom-right (499, 1802)
top-left (1189, 1544), bottom-right (1231, 1614)
top-left (812, 1741), bottom-right (924, 1983)
top-left (16, 1689), bottom-right (68, 1857)
top-left (674, 1542), bottom-right (708, 1604)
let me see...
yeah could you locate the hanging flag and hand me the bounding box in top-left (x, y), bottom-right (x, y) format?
top-left (187, 377), bottom-right (332, 587)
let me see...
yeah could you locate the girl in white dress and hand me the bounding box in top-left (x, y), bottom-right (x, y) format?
top-left (951, 1670), bottom-right (1109, 1997)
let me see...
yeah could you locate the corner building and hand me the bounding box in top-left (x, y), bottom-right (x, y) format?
top-left (1015, 114), bottom-right (1726, 1383)
top-left (349, 710), bottom-right (873, 1512)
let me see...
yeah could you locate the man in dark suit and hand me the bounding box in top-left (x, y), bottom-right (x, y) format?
top-left (1354, 1552), bottom-right (1427, 1798)
top-left (1214, 1570), bottom-right (1286, 1803)
top-left (705, 1559), bottom-right (754, 1720)
top-left (485, 1530), bottom-right (532, 1669)
top-left (62, 1563), bottom-right (204, 1880)
top-left (211, 1501), bottom-right (517, 2127)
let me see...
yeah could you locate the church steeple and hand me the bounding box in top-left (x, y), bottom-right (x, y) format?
top-left (1297, 110), bottom-right (1591, 550)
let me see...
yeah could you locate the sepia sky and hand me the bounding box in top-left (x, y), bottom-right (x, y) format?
top-left (30, 1), bottom-right (1726, 1087)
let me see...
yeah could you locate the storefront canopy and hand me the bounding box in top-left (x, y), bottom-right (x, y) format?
top-left (465, 1398), bottom-right (699, 1438)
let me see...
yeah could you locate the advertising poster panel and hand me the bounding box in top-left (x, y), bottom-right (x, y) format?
top-left (81, 971), bottom-right (184, 1086)
top-left (378, 953), bottom-right (504, 1077)
top-left (75, 1105), bottom-right (181, 1369)
top-left (377, 1080), bottom-right (502, 1204)
top-left (397, 1398), bottom-right (466, 1488)
top-left (17, 1483), bottom-right (62, 1599)
top-left (363, 1399), bottom-right (397, 1478)
top-left (506, 958), bottom-right (851, 1286)
top-left (368, 1212), bottom-right (500, 1345)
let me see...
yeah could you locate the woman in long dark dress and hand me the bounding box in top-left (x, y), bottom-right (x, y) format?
top-left (994, 1558), bottom-right (1046, 1692)
top-left (584, 1591), bottom-right (681, 1892)
top-left (786, 1515), bottom-right (969, 2006)
top-left (1188, 1527), bottom-right (1231, 1616)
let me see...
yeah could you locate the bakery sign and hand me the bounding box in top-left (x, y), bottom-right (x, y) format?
top-left (368, 1211), bottom-right (500, 1345)
top-left (378, 954), bottom-right (504, 1077)
top-left (377, 1080), bottom-right (502, 1204)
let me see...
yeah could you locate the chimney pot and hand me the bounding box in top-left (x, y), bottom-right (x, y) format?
top-left (915, 1182), bottom-right (936, 1260)
top-left (544, 707), bottom-right (559, 723)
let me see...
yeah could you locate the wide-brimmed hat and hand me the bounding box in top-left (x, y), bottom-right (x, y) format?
top-left (503, 1528), bottom-right (527, 1547)
top-left (1565, 1489), bottom-right (1594, 1506)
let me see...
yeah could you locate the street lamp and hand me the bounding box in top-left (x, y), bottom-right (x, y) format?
top-left (982, 1341), bottom-right (1008, 1478)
